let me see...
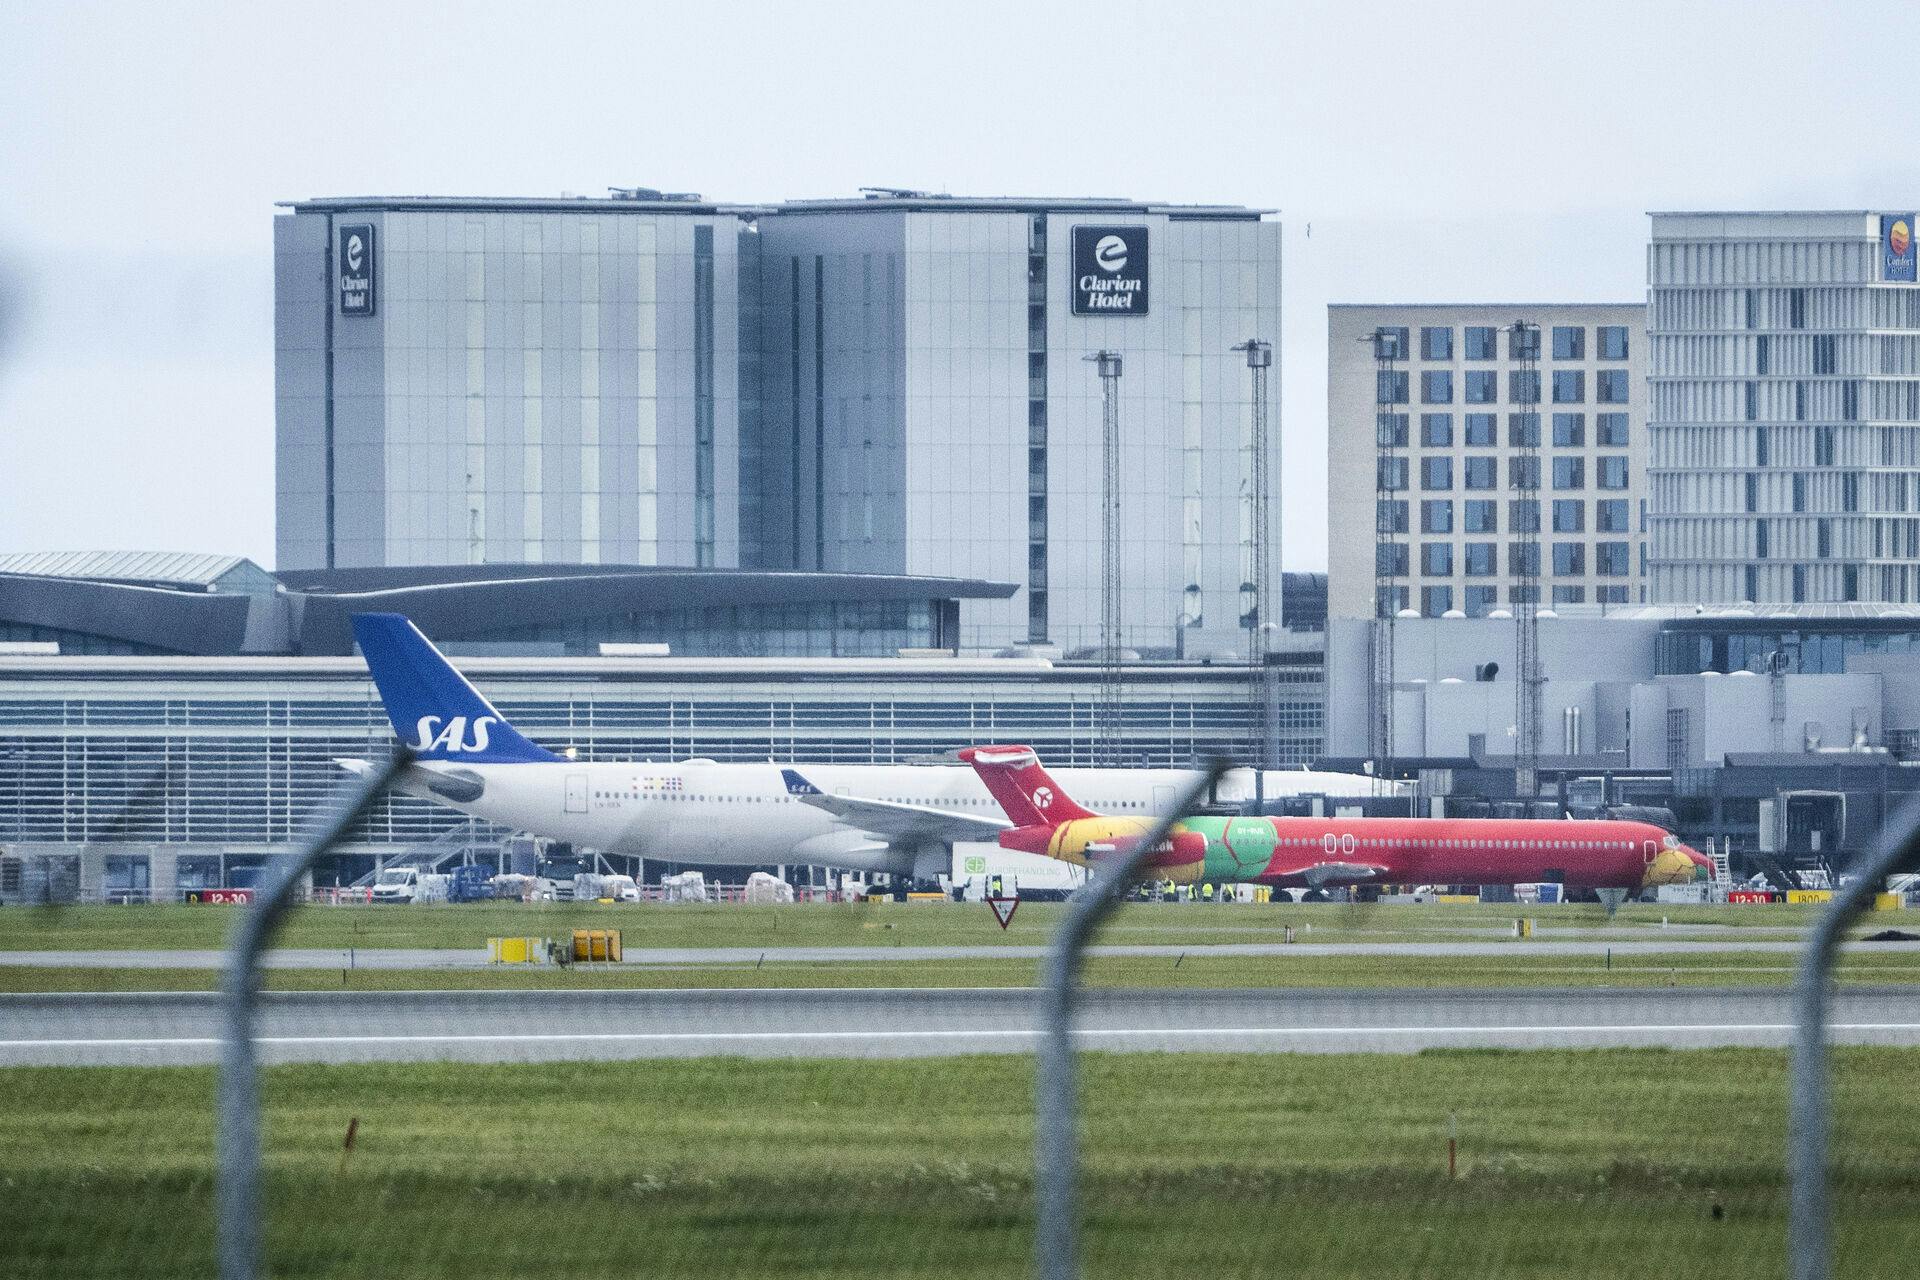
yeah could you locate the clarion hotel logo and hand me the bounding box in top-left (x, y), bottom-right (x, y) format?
top-left (1071, 225), bottom-right (1150, 315)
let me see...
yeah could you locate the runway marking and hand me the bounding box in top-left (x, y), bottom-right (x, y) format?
top-left (8, 1022), bottom-right (1920, 1051)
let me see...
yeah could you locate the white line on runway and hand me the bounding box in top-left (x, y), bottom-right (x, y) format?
top-left (9, 1022), bottom-right (1920, 1050)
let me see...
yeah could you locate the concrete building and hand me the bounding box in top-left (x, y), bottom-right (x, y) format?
top-left (750, 194), bottom-right (1281, 654)
top-left (1328, 304), bottom-right (1648, 620)
top-left (275, 194), bottom-right (758, 571)
top-left (1322, 606), bottom-right (1920, 874)
top-left (277, 190), bottom-right (1283, 655)
top-left (1648, 210), bottom-right (1920, 605)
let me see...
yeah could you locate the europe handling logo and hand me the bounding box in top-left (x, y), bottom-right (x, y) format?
top-left (1883, 214), bottom-right (1916, 282)
top-left (1071, 225), bottom-right (1150, 315)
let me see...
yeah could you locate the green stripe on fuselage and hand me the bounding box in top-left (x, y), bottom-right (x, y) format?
top-left (1183, 816), bottom-right (1276, 881)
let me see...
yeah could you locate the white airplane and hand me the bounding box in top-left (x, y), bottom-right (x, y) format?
top-left (345, 613), bottom-right (1386, 880)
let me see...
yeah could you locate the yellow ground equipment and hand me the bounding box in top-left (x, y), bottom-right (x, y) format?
top-left (486, 936), bottom-right (544, 964)
top-left (571, 928), bottom-right (623, 962)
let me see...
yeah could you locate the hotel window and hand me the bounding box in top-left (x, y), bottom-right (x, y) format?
top-left (1552, 542), bottom-right (1586, 575)
top-left (1373, 327), bottom-right (1409, 360)
top-left (1553, 585), bottom-right (1588, 604)
top-left (1597, 456), bottom-right (1629, 489)
top-left (1421, 499), bottom-right (1454, 533)
top-left (1508, 499), bottom-right (1540, 533)
top-left (1508, 326), bottom-right (1540, 359)
top-left (1508, 412), bottom-right (1540, 447)
top-left (1464, 499), bottom-right (1498, 533)
top-left (1421, 542), bottom-right (1454, 576)
top-left (1377, 543), bottom-right (1409, 575)
top-left (1552, 499), bottom-right (1585, 532)
top-left (1552, 370), bottom-right (1585, 403)
top-left (1508, 456), bottom-right (1540, 490)
top-left (1552, 456), bottom-right (1585, 490)
top-left (1421, 585), bottom-right (1454, 616)
top-left (1421, 326), bottom-right (1453, 360)
top-left (1377, 456), bottom-right (1408, 490)
top-left (1597, 412), bottom-right (1628, 446)
top-left (1376, 370), bottom-right (1409, 404)
top-left (1596, 498), bottom-right (1629, 532)
top-left (1596, 369), bottom-right (1630, 403)
top-left (1464, 371), bottom-right (1497, 403)
top-left (1421, 456), bottom-right (1453, 490)
top-left (1552, 413), bottom-right (1585, 447)
top-left (1464, 456), bottom-right (1497, 489)
top-left (1464, 412), bottom-right (1496, 445)
top-left (1552, 326), bottom-right (1584, 360)
top-left (1598, 325), bottom-right (1629, 359)
top-left (1813, 334), bottom-right (1836, 375)
top-left (1420, 413), bottom-right (1454, 446)
top-left (1509, 542), bottom-right (1540, 574)
top-left (1509, 370), bottom-right (1540, 404)
top-left (1464, 326), bottom-right (1498, 359)
top-left (1421, 370), bottom-right (1454, 404)
top-left (1377, 412), bottom-right (1409, 446)
top-left (1465, 585), bottom-right (1499, 615)
top-left (1465, 542), bottom-right (1497, 576)
top-left (1377, 499), bottom-right (1408, 533)
top-left (1596, 542), bottom-right (1630, 576)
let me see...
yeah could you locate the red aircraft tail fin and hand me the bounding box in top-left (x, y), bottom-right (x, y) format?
top-left (958, 745), bottom-right (1097, 826)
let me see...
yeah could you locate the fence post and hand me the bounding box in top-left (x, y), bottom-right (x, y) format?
top-left (1787, 792), bottom-right (1920, 1280)
top-left (1035, 759), bottom-right (1228, 1280)
top-left (217, 751), bottom-right (409, 1280)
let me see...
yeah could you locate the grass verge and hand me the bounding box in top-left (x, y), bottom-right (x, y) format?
top-left (4, 1049), bottom-right (1918, 1278)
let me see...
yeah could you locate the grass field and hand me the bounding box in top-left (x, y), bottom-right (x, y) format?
top-left (6, 948), bottom-right (1920, 994)
top-left (5, 1048), bottom-right (1918, 1278)
top-left (6, 899), bottom-right (1914, 954)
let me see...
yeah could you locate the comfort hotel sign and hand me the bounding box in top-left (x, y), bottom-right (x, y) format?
top-left (1071, 225), bottom-right (1149, 315)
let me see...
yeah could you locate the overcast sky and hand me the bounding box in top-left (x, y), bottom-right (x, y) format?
top-left (5, 0), bottom-right (1920, 570)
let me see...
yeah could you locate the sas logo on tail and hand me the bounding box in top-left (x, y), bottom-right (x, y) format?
top-left (410, 715), bottom-right (498, 754)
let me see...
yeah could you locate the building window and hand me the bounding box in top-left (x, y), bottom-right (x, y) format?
top-left (1421, 543), bottom-right (1454, 576)
top-left (1596, 541), bottom-right (1630, 576)
top-left (1465, 542), bottom-right (1497, 576)
top-left (1507, 412), bottom-right (1540, 448)
top-left (1791, 473), bottom-right (1806, 512)
top-left (1596, 498), bottom-right (1629, 532)
top-left (1755, 521), bottom-right (1770, 558)
top-left (1552, 499), bottom-right (1585, 532)
top-left (1377, 543), bottom-right (1409, 576)
top-left (1792, 564), bottom-right (1806, 603)
top-left (1842, 381), bottom-right (1859, 421)
top-left (1376, 370), bottom-right (1409, 404)
top-left (1509, 542), bottom-right (1540, 575)
top-left (1464, 412), bottom-right (1496, 445)
top-left (1756, 335), bottom-right (1771, 375)
top-left (1420, 413), bottom-right (1454, 446)
top-left (1552, 413), bottom-right (1585, 447)
top-left (1509, 370), bottom-right (1541, 404)
top-left (1745, 473), bottom-right (1759, 512)
top-left (1597, 456), bottom-right (1629, 489)
top-left (1421, 370), bottom-right (1454, 404)
top-left (1552, 326), bottom-right (1584, 360)
top-left (1376, 585), bottom-right (1410, 616)
top-left (1744, 382), bottom-right (1758, 422)
top-left (1373, 327), bottom-right (1409, 360)
top-left (1816, 518), bottom-right (1830, 557)
top-left (1508, 326), bottom-right (1540, 359)
top-left (1755, 426), bottom-right (1770, 467)
top-left (1377, 457), bottom-right (1408, 490)
top-left (1464, 456), bottom-right (1497, 489)
top-left (1598, 325), bottom-right (1629, 360)
top-left (1421, 500), bottom-right (1454, 533)
top-left (1421, 585), bottom-right (1454, 616)
top-left (1813, 334), bottom-right (1836, 375)
top-left (1844, 564), bottom-right (1859, 601)
top-left (1597, 412), bottom-right (1629, 446)
top-left (1377, 499), bottom-right (1409, 533)
top-left (1598, 585), bottom-right (1629, 604)
top-left (1552, 585), bottom-right (1587, 604)
top-left (1508, 456), bottom-right (1540, 490)
top-left (1552, 542), bottom-right (1586, 575)
top-left (1464, 371), bottom-right (1497, 403)
top-left (1464, 326), bottom-right (1498, 360)
top-left (1421, 456), bottom-right (1453, 490)
top-left (1596, 369), bottom-right (1630, 403)
top-left (1552, 370), bottom-right (1585, 403)
top-left (1465, 585), bottom-right (1499, 615)
top-left (1464, 500), bottom-right (1498, 533)
top-left (1421, 326), bottom-right (1453, 360)
top-left (1814, 425), bottom-right (1835, 466)
top-left (1508, 499), bottom-right (1540, 534)
top-left (1377, 412), bottom-right (1409, 447)
top-left (1788, 290), bottom-right (1806, 330)
top-left (1552, 456), bottom-right (1585, 490)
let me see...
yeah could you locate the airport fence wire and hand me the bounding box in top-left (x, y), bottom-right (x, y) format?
top-left (10, 784), bottom-right (1920, 1275)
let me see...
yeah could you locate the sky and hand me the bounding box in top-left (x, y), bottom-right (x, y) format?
top-left (4, 0), bottom-right (1920, 571)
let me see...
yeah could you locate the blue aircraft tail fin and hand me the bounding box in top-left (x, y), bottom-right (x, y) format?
top-left (351, 613), bottom-right (561, 763)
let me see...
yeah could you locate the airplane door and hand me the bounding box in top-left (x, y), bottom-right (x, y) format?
top-left (565, 774), bottom-right (589, 814)
top-left (1153, 784), bottom-right (1175, 810)
top-left (1642, 840), bottom-right (1658, 864)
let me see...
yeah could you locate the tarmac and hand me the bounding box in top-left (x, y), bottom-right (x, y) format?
top-left (5, 985), bottom-right (1920, 1066)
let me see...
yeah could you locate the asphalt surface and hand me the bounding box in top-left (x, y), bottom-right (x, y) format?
top-left (8, 937), bottom-right (1920, 969)
top-left (6, 986), bottom-right (1920, 1066)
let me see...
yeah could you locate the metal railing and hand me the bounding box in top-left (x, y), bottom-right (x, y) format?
top-left (216, 749), bottom-right (409, 1280)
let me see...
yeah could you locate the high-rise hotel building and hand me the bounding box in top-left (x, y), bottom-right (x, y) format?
top-left (1648, 211), bottom-right (1920, 605)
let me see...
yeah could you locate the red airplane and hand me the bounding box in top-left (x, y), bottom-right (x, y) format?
top-left (958, 745), bottom-right (1712, 892)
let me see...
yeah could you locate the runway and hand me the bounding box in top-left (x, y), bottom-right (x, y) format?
top-left (5, 986), bottom-right (1920, 1066)
top-left (8, 936), bottom-right (1919, 969)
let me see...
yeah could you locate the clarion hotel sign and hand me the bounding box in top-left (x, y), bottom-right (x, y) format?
top-left (1071, 225), bottom-right (1149, 315)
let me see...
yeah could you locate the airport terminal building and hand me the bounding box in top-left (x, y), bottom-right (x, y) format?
top-left (276, 191), bottom-right (1282, 654)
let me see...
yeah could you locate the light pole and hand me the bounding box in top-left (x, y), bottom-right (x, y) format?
top-left (1233, 338), bottom-right (1274, 772)
top-left (1085, 350), bottom-right (1124, 766)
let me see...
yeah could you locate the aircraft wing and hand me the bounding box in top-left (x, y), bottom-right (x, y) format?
top-left (780, 769), bottom-right (1011, 843)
